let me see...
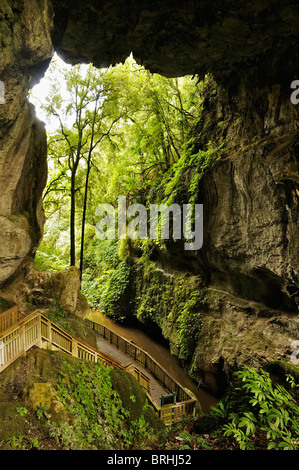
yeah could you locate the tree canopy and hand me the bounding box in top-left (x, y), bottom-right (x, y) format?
top-left (32, 54), bottom-right (205, 275)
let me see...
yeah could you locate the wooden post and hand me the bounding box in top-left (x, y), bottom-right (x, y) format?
top-left (47, 319), bottom-right (52, 349)
top-left (36, 314), bottom-right (42, 348)
top-left (72, 339), bottom-right (78, 357)
top-left (0, 339), bottom-right (5, 366)
top-left (20, 324), bottom-right (25, 355)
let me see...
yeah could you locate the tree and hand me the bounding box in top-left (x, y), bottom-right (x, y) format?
top-left (34, 55), bottom-right (202, 278)
top-left (41, 59), bottom-right (128, 272)
top-left (97, 56), bottom-right (202, 202)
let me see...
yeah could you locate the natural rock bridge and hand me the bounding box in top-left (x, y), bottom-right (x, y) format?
top-left (0, 0), bottom-right (298, 396)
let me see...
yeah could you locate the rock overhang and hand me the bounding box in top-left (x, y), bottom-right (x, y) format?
top-left (52, 0), bottom-right (299, 85)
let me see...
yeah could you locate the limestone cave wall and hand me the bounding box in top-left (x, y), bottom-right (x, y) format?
top-left (0, 0), bottom-right (298, 387)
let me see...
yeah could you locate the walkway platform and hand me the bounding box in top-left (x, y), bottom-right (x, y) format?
top-left (96, 335), bottom-right (168, 405)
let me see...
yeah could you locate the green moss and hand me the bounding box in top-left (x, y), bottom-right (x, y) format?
top-left (0, 346), bottom-right (165, 450)
top-left (81, 239), bottom-right (135, 322)
top-left (263, 360), bottom-right (299, 386)
top-left (111, 369), bottom-right (146, 422)
top-left (118, 238), bottom-right (131, 261)
top-left (0, 297), bottom-right (14, 313)
top-left (111, 368), bottom-right (164, 432)
top-left (134, 264), bottom-right (206, 363)
top-left (0, 401), bottom-right (27, 445)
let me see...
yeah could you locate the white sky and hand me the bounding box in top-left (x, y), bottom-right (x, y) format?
top-left (29, 53), bottom-right (89, 133)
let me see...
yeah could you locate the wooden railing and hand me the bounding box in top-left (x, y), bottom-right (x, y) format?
top-left (0, 310), bottom-right (150, 395)
top-left (123, 363), bottom-right (151, 393)
top-left (0, 308), bottom-right (197, 424)
top-left (86, 319), bottom-right (198, 423)
top-left (157, 399), bottom-right (196, 426)
top-left (0, 306), bottom-right (25, 334)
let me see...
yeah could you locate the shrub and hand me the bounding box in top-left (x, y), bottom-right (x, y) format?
top-left (212, 366), bottom-right (299, 450)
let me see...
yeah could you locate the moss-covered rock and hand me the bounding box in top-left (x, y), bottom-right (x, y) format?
top-left (134, 262), bottom-right (206, 363)
top-left (111, 368), bottom-right (146, 422)
top-left (24, 382), bottom-right (68, 424)
top-left (0, 346), bottom-right (165, 450)
top-left (46, 266), bottom-right (81, 314)
top-left (0, 296), bottom-right (14, 313)
top-left (111, 368), bottom-right (164, 432)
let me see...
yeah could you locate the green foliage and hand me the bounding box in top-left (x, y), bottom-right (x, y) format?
top-left (32, 54), bottom-right (208, 276)
top-left (212, 366), bottom-right (299, 450)
top-left (31, 58), bottom-right (222, 343)
top-left (0, 297), bottom-right (14, 313)
top-left (100, 261), bottom-right (132, 321)
top-left (111, 368), bottom-right (164, 433)
top-left (6, 435), bottom-right (26, 450)
top-left (135, 265), bottom-right (173, 324)
top-left (165, 430), bottom-right (211, 450)
top-left (16, 406), bottom-right (28, 417)
top-left (135, 266), bottom-right (204, 363)
top-left (177, 431), bottom-right (211, 450)
top-left (34, 236), bottom-right (69, 272)
top-left (159, 138), bottom-right (225, 207)
top-left (36, 403), bottom-right (50, 421)
top-left (81, 239), bottom-right (134, 322)
top-left (175, 290), bottom-right (203, 362)
top-left (51, 359), bottom-right (159, 450)
top-left (43, 300), bottom-right (75, 334)
top-left (46, 299), bottom-right (67, 322)
top-left (28, 437), bottom-right (39, 450)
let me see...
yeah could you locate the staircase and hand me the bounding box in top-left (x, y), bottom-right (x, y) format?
top-left (0, 306), bottom-right (198, 425)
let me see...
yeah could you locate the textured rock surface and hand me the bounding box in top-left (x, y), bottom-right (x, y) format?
top-left (54, 0), bottom-right (299, 83)
top-left (132, 261), bottom-right (299, 394)
top-left (48, 266), bottom-right (82, 313)
top-left (0, 260), bottom-right (82, 314)
top-left (197, 81), bottom-right (299, 313)
top-left (0, 0), bottom-right (298, 287)
top-left (0, 0), bottom-right (54, 285)
top-left (130, 76), bottom-right (298, 393)
top-left (0, 0), bottom-right (298, 390)
top-left (192, 288), bottom-right (299, 393)
top-left (0, 214), bottom-right (32, 284)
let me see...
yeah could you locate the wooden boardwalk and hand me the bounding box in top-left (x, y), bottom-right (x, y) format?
top-left (0, 307), bottom-right (198, 425)
top-left (96, 335), bottom-right (168, 405)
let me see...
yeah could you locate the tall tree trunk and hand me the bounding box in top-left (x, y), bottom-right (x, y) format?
top-left (70, 169), bottom-right (76, 266)
top-left (79, 98), bottom-right (99, 278)
top-left (79, 155), bottom-right (92, 277)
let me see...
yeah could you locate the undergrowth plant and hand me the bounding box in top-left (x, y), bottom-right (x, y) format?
top-left (81, 239), bottom-right (133, 322)
top-left (50, 359), bottom-right (157, 450)
top-left (213, 366), bottom-right (299, 450)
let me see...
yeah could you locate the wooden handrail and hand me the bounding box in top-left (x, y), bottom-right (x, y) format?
top-left (156, 399), bottom-right (197, 425)
top-left (86, 319), bottom-right (198, 423)
top-left (39, 312), bottom-right (122, 368)
top-left (0, 310), bottom-right (149, 386)
top-left (86, 319), bottom-right (195, 403)
top-left (0, 308), bottom-right (196, 424)
top-left (0, 306), bottom-right (25, 334)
